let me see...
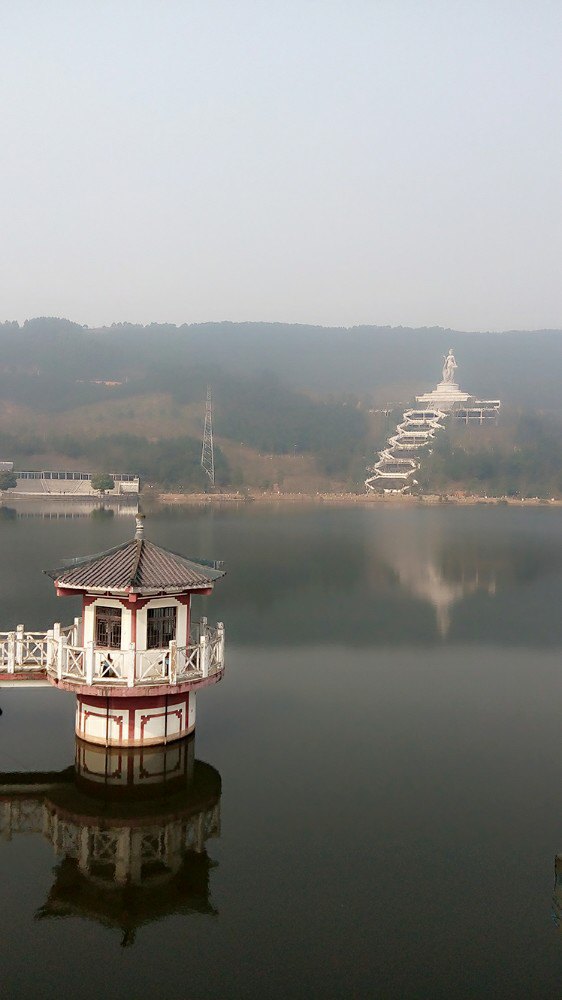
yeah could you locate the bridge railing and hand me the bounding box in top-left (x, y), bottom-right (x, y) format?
top-left (0, 619), bottom-right (225, 688)
top-left (0, 628), bottom-right (53, 672)
top-left (61, 618), bottom-right (81, 646)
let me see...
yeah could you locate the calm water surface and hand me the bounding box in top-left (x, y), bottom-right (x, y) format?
top-left (2, 503), bottom-right (562, 999)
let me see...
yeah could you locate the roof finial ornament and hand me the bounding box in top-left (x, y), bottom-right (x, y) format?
top-left (135, 513), bottom-right (146, 539)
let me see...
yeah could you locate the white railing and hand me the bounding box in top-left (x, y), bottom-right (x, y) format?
top-left (0, 618), bottom-right (225, 688)
top-left (94, 649), bottom-right (128, 684)
top-left (61, 618), bottom-right (81, 646)
top-left (63, 644), bottom-right (86, 681)
top-left (137, 647), bottom-right (170, 684)
top-left (0, 627), bottom-right (56, 673)
top-left (176, 643), bottom-right (201, 681)
top-left (21, 633), bottom-right (49, 667)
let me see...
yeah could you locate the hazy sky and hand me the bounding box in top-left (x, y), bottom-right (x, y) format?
top-left (1, 1), bottom-right (560, 330)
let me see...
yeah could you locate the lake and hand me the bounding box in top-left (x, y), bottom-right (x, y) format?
top-left (2, 502), bottom-right (562, 999)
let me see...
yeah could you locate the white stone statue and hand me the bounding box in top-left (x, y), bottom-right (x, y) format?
top-left (442, 348), bottom-right (457, 384)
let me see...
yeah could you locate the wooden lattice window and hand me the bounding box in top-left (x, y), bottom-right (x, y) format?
top-left (95, 606), bottom-right (122, 649)
top-left (147, 606), bottom-right (177, 649)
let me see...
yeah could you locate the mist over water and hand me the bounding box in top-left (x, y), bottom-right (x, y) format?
top-left (2, 504), bottom-right (562, 997)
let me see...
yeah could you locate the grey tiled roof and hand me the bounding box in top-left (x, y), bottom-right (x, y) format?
top-left (45, 538), bottom-right (225, 594)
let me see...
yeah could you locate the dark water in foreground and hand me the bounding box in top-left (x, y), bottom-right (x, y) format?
top-left (2, 503), bottom-right (562, 998)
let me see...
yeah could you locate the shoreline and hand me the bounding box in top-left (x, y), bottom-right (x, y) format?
top-left (156, 490), bottom-right (562, 508)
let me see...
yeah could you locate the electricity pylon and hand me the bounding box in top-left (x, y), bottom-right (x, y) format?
top-left (201, 386), bottom-right (215, 487)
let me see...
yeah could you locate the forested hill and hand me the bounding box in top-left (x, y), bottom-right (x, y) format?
top-left (1, 317), bottom-right (562, 411)
top-left (1, 317), bottom-right (562, 492)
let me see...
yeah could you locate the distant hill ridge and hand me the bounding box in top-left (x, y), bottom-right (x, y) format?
top-left (1, 317), bottom-right (561, 494)
top-left (1, 317), bottom-right (562, 409)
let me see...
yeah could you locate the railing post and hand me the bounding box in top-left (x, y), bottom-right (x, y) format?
top-left (46, 629), bottom-right (54, 671)
top-left (74, 617), bottom-right (81, 645)
top-left (216, 622), bottom-right (225, 667)
top-left (78, 827), bottom-right (90, 876)
top-left (199, 616), bottom-right (208, 642)
top-left (7, 632), bottom-right (15, 674)
top-left (169, 640), bottom-right (177, 685)
top-left (15, 625), bottom-right (24, 666)
top-left (127, 644), bottom-right (135, 688)
top-left (196, 812), bottom-right (205, 852)
top-left (85, 641), bottom-right (95, 685)
top-left (53, 622), bottom-right (60, 681)
top-left (57, 635), bottom-right (67, 680)
top-left (200, 631), bottom-right (209, 678)
top-left (52, 813), bottom-right (61, 855)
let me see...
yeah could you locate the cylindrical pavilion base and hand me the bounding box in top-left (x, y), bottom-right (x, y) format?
top-left (76, 691), bottom-right (196, 747)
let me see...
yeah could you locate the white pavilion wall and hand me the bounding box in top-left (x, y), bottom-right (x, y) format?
top-left (83, 595), bottom-right (189, 650)
top-left (135, 598), bottom-right (189, 651)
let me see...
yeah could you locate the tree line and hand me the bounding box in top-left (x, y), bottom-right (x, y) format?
top-left (418, 413), bottom-right (562, 498)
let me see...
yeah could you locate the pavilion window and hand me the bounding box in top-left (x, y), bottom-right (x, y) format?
top-left (147, 606), bottom-right (177, 649)
top-left (95, 606), bottom-right (122, 649)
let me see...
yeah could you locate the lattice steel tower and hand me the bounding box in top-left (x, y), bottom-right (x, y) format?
top-left (201, 386), bottom-right (215, 486)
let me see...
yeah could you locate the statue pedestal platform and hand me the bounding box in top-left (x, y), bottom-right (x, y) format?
top-left (416, 381), bottom-right (473, 411)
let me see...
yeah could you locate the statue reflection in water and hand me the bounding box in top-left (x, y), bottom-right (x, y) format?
top-left (0, 736), bottom-right (221, 946)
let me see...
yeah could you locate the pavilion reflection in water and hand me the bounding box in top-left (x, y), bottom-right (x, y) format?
top-left (0, 736), bottom-right (221, 946)
top-left (553, 856), bottom-right (562, 933)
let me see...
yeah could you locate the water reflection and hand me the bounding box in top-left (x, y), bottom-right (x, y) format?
top-left (553, 856), bottom-right (562, 933)
top-left (4, 504), bottom-right (562, 646)
top-left (372, 515), bottom-right (498, 635)
top-left (0, 498), bottom-right (138, 519)
top-left (199, 506), bottom-right (562, 646)
top-left (0, 737), bottom-right (221, 946)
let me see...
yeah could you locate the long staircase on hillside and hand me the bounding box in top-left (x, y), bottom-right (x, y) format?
top-left (365, 350), bottom-right (500, 493)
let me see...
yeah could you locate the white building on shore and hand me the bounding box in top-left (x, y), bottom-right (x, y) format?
top-left (6, 469), bottom-right (140, 497)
